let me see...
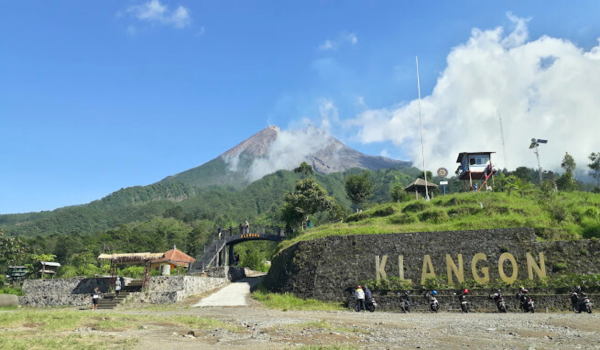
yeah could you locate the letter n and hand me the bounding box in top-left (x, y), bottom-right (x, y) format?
top-left (420, 255), bottom-right (436, 285)
top-left (446, 254), bottom-right (464, 285)
top-left (527, 252), bottom-right (546, 280)
top-left (375, 255), bottom-right (388, 283)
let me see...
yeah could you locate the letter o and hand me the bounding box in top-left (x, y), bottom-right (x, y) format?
top-left (498, 252), bottom-right (518, 284)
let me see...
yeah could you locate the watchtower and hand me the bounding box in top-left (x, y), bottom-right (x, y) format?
top-left (456, 152), bottom-right (496, 191)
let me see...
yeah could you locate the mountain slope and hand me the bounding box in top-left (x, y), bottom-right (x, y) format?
top-left (160, 125), bottom-right (410, 188)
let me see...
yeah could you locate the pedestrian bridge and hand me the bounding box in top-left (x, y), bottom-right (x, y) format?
top-left (188, 231), bottom-right (284, 273)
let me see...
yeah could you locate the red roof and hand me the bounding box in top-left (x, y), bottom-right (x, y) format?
top-left (151, 247), bottom-right (196, 267)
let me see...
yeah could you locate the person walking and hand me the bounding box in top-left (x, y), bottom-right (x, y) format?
top-left (114, 277), bottom-right (122, 298)
top-left (355, 285), bottom-right (365, 312)
top-left (229, 225), bottom-right (233, 237)
top-left (218, 226), bottom-right (222, 240)
top-left (91, 286), bottom-right (101, 310)
top-left (239, 223), bottom-right (243, 235)
top-left (245, 221), bottom-right (250, 234)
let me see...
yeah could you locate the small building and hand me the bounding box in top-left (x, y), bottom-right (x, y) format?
top-left (150, 246), bottom-right (195, 273)
top-left (7, 266), bottom-right (28, 283)
top-left (39, 261), bottom-right (60, 278)
top-left (404, 178), bottom-right (438, 200)
top-left (456, 152), bottom-right (496, 191)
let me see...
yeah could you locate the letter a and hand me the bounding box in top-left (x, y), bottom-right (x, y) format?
top-left (375, 255), bottom-right (388, 283)
top-left (446, 254), bottom-right (464, 285)
top-left (420, 255), bottom-right (436, 285)
top-left (527, 252), bottom-right (546, 281)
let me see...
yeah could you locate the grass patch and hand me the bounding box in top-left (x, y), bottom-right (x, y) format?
top-left (295, 346), bottom-right (358, 350)
top-left (0, 332), bottom-right (138, 350)
top-left (277, 191), bottom-right (600, 253)
top-left (253, 285), bottom-right (345, 311)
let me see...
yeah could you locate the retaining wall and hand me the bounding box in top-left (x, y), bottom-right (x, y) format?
top-left (263, 228), bottom-right (600, 305)
top-left (19, 275), bottom-right (228, 307)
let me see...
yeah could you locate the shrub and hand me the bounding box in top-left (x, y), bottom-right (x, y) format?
top-left (443, 197), bottom-right (478, 207)
top-left (552, 262), bottom-right (568, 272)
top-left (389, 214), bottom-right (418, 225)
top-left (345, 212), bottom-right (370, 223)
top-left (418, 210), bottom-right (449, 223)
top-left (372, 206), bottom-right (396, 218)
top-left (402, 202), bottom-right (431, 213)
top-left (447, 206), bottom-right (481, 217)
top-left (582, 223), bottom-right (600, 239)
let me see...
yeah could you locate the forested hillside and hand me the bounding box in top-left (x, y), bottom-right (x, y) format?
top-left (0, 167), bottom-right (420, 238)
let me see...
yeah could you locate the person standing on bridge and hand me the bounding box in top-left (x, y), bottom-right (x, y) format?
top-left (218, 226), bottom-right (222, 240)
top-left (229, 225), bottom-right (233, 237)
top-left (244, 221), bottom-right (249, 234)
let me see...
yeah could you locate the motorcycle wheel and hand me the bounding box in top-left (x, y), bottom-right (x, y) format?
top-left (531, 308), bottom-right (535, 313)
top-left (500, 307), bottom-right (507, 313)
top-left (406, 305), bottom-right (410, 313)
top-left (573, 306), bottom-right (580, 314)
top-left (587, 306), bottom-right (592, 314)
top-left (368, 305), bottom-right (375, 313)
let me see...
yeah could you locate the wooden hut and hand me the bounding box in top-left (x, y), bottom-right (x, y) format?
top-left (404, 178), bottom-right (438, 200)
top-left (456, 152), bottom-right (496, 191)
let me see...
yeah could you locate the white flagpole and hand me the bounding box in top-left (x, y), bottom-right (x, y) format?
top-left (416, 56), bottom-right (429, 200)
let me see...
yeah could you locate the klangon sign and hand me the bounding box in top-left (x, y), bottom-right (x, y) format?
top-left (375, 252), bottom-right (546, 285)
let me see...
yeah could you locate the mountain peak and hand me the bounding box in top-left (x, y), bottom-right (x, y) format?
top-left (222, 125), bottom-right (280, 158)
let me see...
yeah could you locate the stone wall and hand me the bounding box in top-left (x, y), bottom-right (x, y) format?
top-left (263, 228), bottom-right (600, 303)
top-left (136, 276), bottom-right (228, 304)
top-left (19, 276), bottom-right (228, 307)
top-left (205, 266), bottom-right (246, 281)
top-left (19, 278), bottom-right (118, 307)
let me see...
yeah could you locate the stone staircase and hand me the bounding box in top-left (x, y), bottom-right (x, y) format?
top-left (97, 279), bottom-right (143, 310)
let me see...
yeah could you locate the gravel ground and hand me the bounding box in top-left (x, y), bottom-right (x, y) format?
top-left (121, 299), bottom-right (600, 350)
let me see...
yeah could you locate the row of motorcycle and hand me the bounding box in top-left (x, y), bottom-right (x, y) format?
top-left (358, 287), bottom-right (593, 313)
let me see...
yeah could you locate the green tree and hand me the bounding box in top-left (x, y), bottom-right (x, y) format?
top-left (390, 183), bottom-right (411, 202)
top-left (345, 172), bottom-right (374, 212)
top-left (557, 152), bottom-right (578, 192)
top-left (589, 152), bottom-right (600, 190)
top-left (418, 171), bottom-right (433, 181)
top-left (281, 179), bottom-right (334, 229)
top-left (293, 162), bottom-right (314, 177)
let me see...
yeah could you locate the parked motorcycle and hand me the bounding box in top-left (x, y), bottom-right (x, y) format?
top-left (571, 292), bottom-right (593, 314)
top-left (365, 298), bottom-right (377, 313)
top-left (455, 289), bottom-right (470, 313)
top-left (516, 289), bottom-right (535, 313)
top-left (425, 292), bottom-right (440, 313)
top-left (489, 291), bottom-right (507, 313)
top-left (397, 292), bottom-right (411, 313)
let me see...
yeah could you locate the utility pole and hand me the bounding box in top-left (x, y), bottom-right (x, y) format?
top-left (416, 56), bottom-right (429, 200)
top-left (498, 113), bottom-right (508, 170)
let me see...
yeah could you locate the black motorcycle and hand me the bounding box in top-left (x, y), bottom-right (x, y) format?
top-left (489, 293), bottom-right (507, 313)
top-left (571, 292), bottom-right (593, 314)
top-left (516, 293), bottom-right (535, 313)
top-left (365, 298), bottom-right (377, 313)
top-left (398, 292), bottom-right (411, 313)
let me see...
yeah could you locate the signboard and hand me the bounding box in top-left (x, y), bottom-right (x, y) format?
top-left (439, 181), bottom-right (448, 185)
top-left (437, 167), bottom-right (448, 178)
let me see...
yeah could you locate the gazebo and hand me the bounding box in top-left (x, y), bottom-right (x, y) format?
top-left (404, 178), bottom-right (438, 200)
top-left (98, 253), bottom-right (164, 290)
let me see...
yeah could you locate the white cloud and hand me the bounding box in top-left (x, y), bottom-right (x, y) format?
top-left (246, 125), bottom-right (333, 182)
top-left (349, 13), bottom-right (600, 175)
top-left (126, 0), bottom-right (191, 29)
top-left (318, 99), bottom-right (339, 131)
top-left (319, 32), bottom-right (358, 51)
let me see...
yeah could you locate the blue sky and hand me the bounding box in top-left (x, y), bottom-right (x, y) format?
top-left (2, 1), bottom-right (600, 213)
